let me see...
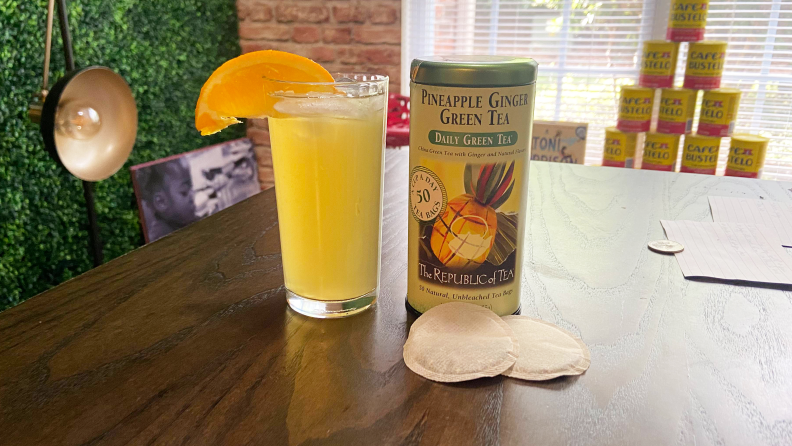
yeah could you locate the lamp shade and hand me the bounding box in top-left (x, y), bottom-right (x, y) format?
top-left (40, 66), bottom-right (137, 182)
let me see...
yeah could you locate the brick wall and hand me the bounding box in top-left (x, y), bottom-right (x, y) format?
top-left (236, 0), bottom-right (402, 189)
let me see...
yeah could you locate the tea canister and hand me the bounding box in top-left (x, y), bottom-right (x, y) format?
top-left (408, 56), bottom-right (537, 316)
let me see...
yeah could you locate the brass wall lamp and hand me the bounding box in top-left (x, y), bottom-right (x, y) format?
top-left (29, 0), bottom-right (138, 266)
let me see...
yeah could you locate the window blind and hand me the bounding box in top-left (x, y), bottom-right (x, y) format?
top-left (404, 0), bottom-right (792, 180)
top-left (686, 0), bottom-right (792, 181)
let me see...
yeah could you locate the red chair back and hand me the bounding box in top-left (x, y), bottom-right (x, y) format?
top-left (386, 94), bottom-right (410, 147)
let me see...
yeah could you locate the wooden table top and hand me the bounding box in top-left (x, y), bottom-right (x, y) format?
top-left (2, 150), bottom-right (792, 445)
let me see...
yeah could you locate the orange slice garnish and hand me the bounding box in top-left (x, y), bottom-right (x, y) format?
top-left (195, 50), bottom-right (334, 136)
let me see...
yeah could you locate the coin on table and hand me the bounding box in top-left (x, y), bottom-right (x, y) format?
top-left (648, 240), bottom-right (684, 254)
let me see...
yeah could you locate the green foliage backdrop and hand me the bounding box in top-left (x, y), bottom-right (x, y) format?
top-left (0, 0), bottom-right (245, 310)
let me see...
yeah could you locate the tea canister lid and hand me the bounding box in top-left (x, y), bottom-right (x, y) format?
top-left (410, 55), bottom-right (538, 88)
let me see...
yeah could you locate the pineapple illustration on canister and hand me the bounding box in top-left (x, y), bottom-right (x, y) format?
top-left (430, 162), bottom-right (515, 271)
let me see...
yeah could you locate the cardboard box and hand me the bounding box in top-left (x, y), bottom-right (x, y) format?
top-left (531, 121), bottom-right (588, 164)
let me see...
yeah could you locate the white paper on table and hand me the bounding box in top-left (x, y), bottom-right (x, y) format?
top-left (708, 196), bottom-right (792, 247)
top-left (660, 220), bottom-right (792, 285)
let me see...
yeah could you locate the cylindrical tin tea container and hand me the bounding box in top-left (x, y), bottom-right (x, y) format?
top-left (603, 127), bottom-right (638, 168)
top-left (641, 132), bottom-right (680, 172)
top-left (657, 88), bottom-right (697, 134)
top-left (698, 88), bottom-right (741, 137)
top-left (617, 86), bottom-right (654, 133)
top-left (680, 134), bottom-right (721, 174)
top-left (639, 41), bottom-right (679, 88)
top-left (667, 0), bottom-right (710, 42)
top-left (684, 41), bottom-right (727, 90)
top-left (725, 134), bottom-right (770, 179)
top-left (407, 56), bottom-right (537, 316)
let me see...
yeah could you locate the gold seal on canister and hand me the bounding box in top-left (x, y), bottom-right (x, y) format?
top-left (617, 86), bottom-right (654, 133)
top-left (657, 88), bottom-right (697, 134)
top-left (684, 41), bottom-right (727, 90)
top-left (667, 0), bottom-right (710, 42)
top-left (698, 88), bottom-right (741, 137)
top-left (603, 127), bottom-right (637, 168)
top-left (639, 41), bottom-right (679, 88)
top-left (680, 134), bottom-right (721, 175)
top-left (725, 134), bottom-right (770, 179)
top-left (642, 132), bottom-right (680, 172)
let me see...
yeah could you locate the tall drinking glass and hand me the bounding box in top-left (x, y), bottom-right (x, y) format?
top-left (267, 74), bottom-right (388, 318)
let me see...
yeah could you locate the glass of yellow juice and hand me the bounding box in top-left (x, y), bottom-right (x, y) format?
top-left (267, 73), bottom-right (388, 318)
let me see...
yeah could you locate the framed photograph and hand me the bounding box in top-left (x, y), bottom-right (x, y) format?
top-left (131, 138), bottom-right (259, 243)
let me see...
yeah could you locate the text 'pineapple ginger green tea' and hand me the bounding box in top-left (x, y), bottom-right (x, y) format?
top-left (407, 56), bottom-right (537, 316)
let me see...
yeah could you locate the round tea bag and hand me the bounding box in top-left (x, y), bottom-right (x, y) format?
top-left (403, 302), bottom-right (519, 383)
top-left (501, 316), bottom-right (590, 381)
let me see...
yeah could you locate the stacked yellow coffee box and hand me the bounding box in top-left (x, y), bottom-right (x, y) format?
top-left (603, 0), bottom-right (770, 178)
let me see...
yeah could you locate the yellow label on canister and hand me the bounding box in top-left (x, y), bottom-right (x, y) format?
top-left (698, 88), bottom-right (741, 137)
top-left (685, 41), bottom-right (727, 89)
top-left (639, 41), bottom-right (679, 88)
top-left (680, 134), bottom-right (721, 174)
top-left (726, 134), bottom-right (770, 179)
top-left (603, 127), bottom-right (637, 168)
top-left (642, 132), bottom-right (680, 172)
top-left (408, 81), bottom-right (535, 316)
top-left (669, 0), bottom-right (710, 30)
top-left (617, 86), bottom-right (654, 132)
top-left (657, 88), bottom-right (696, 134)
